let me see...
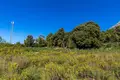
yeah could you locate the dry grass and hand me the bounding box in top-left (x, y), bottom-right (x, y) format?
top-left (0, 47), bottom-right (120, 80)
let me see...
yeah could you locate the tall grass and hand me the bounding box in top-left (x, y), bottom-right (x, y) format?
top-left (0, 46), bottom-right (120, 80)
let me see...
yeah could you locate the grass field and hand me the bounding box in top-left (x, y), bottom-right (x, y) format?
top-left (0, 46), bottom-right (120, 80)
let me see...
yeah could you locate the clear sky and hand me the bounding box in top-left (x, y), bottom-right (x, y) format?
top-left (0, 0), bottom-right (120, 43)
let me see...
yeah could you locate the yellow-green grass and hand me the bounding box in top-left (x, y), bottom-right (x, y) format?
top-left (0, 47), bottom-right (120, 80)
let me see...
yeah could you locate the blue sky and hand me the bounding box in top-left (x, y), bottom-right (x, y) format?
top-left (0, 0), bottom-right (120, 43)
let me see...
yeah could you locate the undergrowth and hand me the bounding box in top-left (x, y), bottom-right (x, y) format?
top-left (0, 46), bottom-right (120, 80)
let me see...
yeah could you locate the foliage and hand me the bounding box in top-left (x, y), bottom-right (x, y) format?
top-left (46, 33), bottom-right (54, 47)
top-left (67, 34), bottom-right (76, 49)
top-left (16, 42), bottom-right (21, 45)
top-left (71, 22), bottom-right (102, 49)
top-left (2, 21), bottom-right (120, 80)
top-left (102, 26), bottom-right (120, 43)
top-left (35, 35), bottom-right (47, 47)
top-left (45, 22), bottom-right (102, 49)
top-left (0, 47), bottom-right (120, 79)
top-left (21, 22), bottom-right (120, 49)
top-left (24, 35), bottom-right (34, 47)
top-left (52, 28), bottom-right (65, 47)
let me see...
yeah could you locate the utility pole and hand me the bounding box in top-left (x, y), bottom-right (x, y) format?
top-left (10, 21), bottom-right (14, 44)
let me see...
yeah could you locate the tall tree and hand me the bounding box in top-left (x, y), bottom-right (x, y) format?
top-left (53, 28), bottom-right (65, 47)
top-left (67, 34), bottom-right (76, 49)
top-left (24, 35), bottom-right (34, 47)
top-left (72, 22), bottom-right (102, 49)
top-left (36, 35), bottom-right (47, 47)
top-left (46, 33), bottom-right (53, 47)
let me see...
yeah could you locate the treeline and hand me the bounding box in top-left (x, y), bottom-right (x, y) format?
top-left (1, 21), bottom-right (120, 49)
top-left (22, 21), bottom-right (120, 49)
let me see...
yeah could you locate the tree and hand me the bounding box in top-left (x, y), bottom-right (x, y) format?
top-left (53, 28), bottom-right (65, 47)
top-left (24, 35), bottom-right (34, 47)
top-left (114, 26), bottom-right (120, 41)
top-left (64, 32), bottom-right (70, 47)
top-left (102, 26), bottom-right (120, 43)
top-left (67, 34), bottom-right (76, 49)
top-left (36, 35), bottom-right (47, 47)
top-left (16, 42), bottom-right (21, 45)
top-left (46, 33), bottom-right (53, 47)
top-left (72, 22), bottom-right (102, 49)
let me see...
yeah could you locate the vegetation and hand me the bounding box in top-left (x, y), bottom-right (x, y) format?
top-left (23, 21), bottom-right (120, 49)
top-left (0, 46), bottom-right (120, 80)
top-left (1, 21), bottom-right (120, 79)
top-left (35, 35), bottom-right (47, 47)
top-left (46, 22), bottom-right (102, 49)
top-left (24, 35), bottom-right (34, 47)
top-left (71, 22), bottom-right (101, 49)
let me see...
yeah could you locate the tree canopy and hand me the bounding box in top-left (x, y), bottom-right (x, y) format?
top-left (23, 21), bottom-right (120, 49)
top-left (71, 22), bottom-right (101, 48)
top-left (24, 35), bottom-right (34, 47)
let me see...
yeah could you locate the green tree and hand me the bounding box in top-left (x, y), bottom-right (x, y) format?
top-left (36, 35), bottom-right (47, 47)
top-left (103, 27), bottom-right (120, 43)
top-left (67, 34), bottom-right (76, 49)
top-left (64, 32), bottom-right (70, 48)
top-left (114, 26), bottom-right (120, 41)
top-left (53, 28), bottom-right (65, 47)
top-left (16, 42), bottom-right (21, 45)
top-left (46, 33), bottom-right (53, 47)
top-left (24, 35), bottom-right (34, 47)
top-left (72, 22), bottom-right (102, 49)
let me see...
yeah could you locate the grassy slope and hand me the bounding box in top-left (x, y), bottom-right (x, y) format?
top-left (0, 47), bottom-right (120, 80)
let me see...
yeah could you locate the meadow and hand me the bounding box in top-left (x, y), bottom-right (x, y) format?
top-left (0, 45), bottom-right (120, 80)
